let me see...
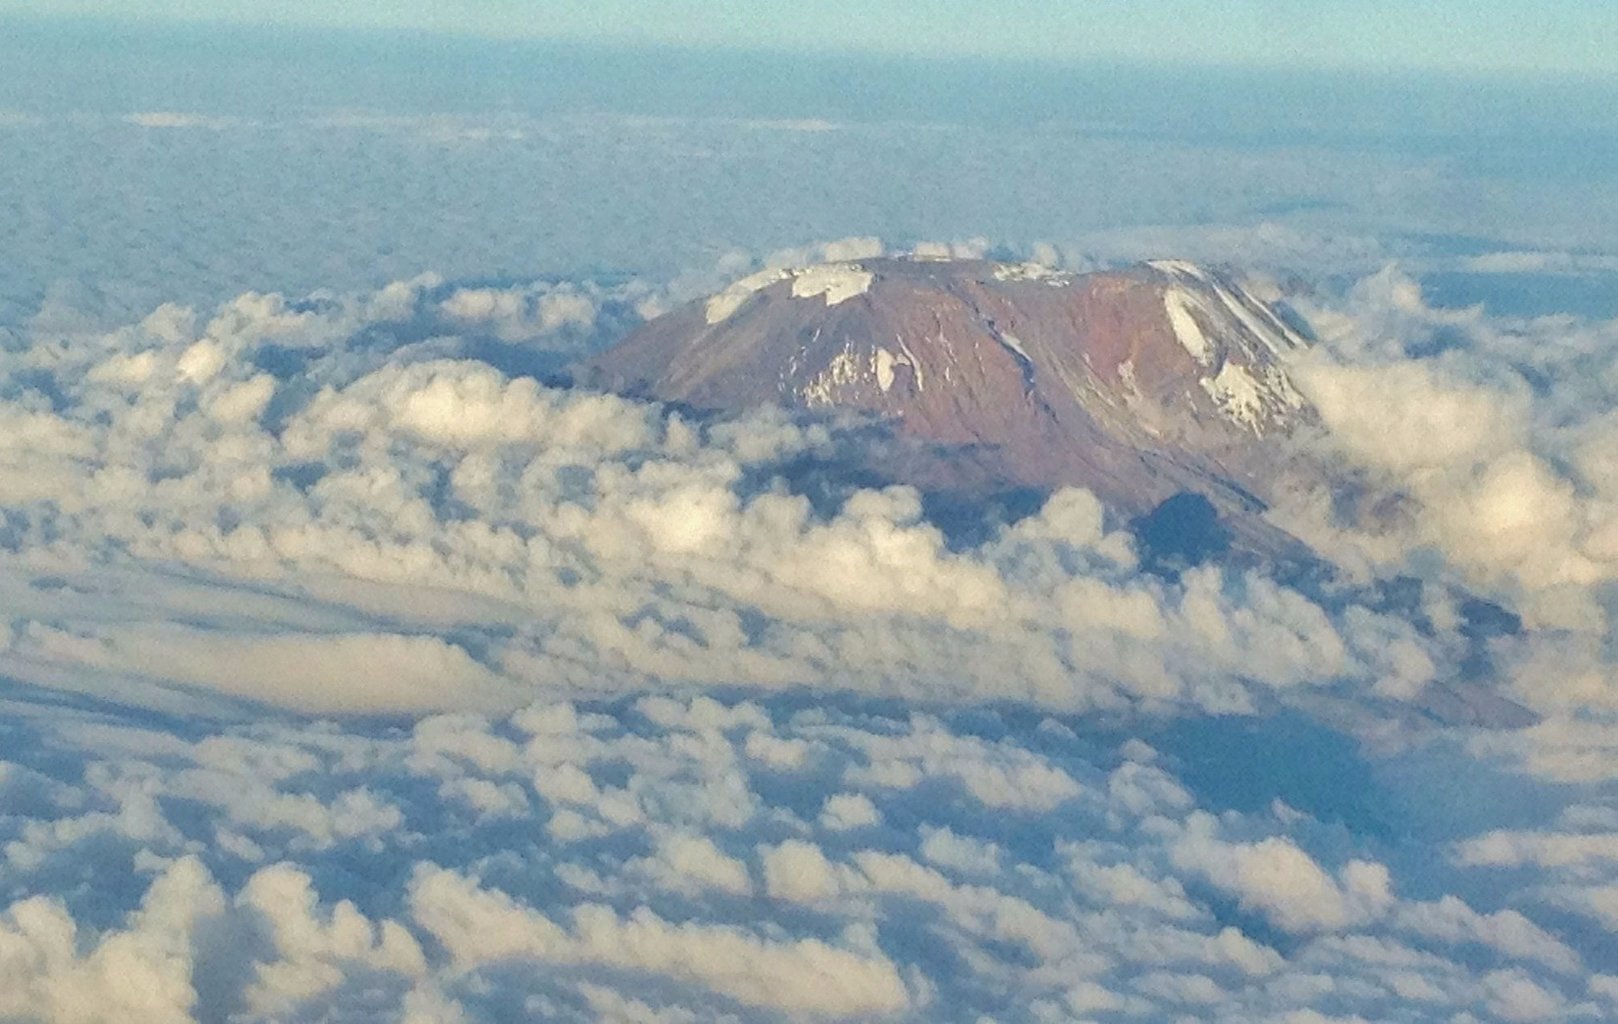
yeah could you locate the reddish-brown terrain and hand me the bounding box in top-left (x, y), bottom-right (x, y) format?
top-left (584, 256), bottom-right (1535, 723)
top-left (587, 257), bottom-right (1321, 535)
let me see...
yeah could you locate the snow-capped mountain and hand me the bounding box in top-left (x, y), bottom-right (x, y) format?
top-left (586, 256), bottom-right (1319, 537)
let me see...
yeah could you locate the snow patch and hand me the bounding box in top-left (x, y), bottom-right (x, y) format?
top-left (1200, 361), bottom-right (1304, 435)
top-left (1152, 261), bottom-right (1308, 359)
top-left (1262, 363), bottom-right (1307, 412)
top-left (999, 333), bottom-right (1033, 364)
top-left (993, 262), bottom-right (1071, 286)
top-left (872, 345), bottom-right (923, 395)
top-left (1148, 259), bottom-right (1209, 282)
top-left (801, 343), bottom-right (863, 407)
top-left (790, 264), bottom-right (874, 307)
top-left (1201, 363), bottom-right (1267, 432)
top-left (1209, 281), bottom-right (1306, 357)
top-left (897, 337), bottom-right (926, 392)
top-left (704, 262), bottom-right (873, 325)
top-left (1117, 359), bottom-right (1142, 401)
top-left (801, 341), bottom-right (918, 402)
top-left (705, 269), bottom-right (791, 325)
top-left (1164, 290), bottom-right (1213, 364)
top-left (874, 348), bottom-right (899, 392)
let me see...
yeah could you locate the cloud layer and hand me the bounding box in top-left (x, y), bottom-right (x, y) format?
top-left (4, 690), bottom-right (1616, 1023)
top-left (0, 270), bottom-right (1446, 720)
top-left (1, 254), bottom-right (1618, 1020)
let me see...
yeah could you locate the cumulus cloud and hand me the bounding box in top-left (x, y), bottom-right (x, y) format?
top-left (1237, 263), bottom-right (1618, 801)
top-left (0, 686), bottom-right (1607, 1022)
top-left (410, 864), bottom-right (911, 1018)
top-left (1279, 267), bottom-right (1618, 608)
top-left (0, 273), bottom-right (1453, 721)
top-left (1170, 814), bottom-right (1393, 933)
top-left (7, 245), bottom-right (1618, 1020)
top-left (0, 855), bottom-right (222, 1024)
top-left (1453, 828), bottom-right (1618, 870)
top-left (9, 39), bottom-right (1618, 1018)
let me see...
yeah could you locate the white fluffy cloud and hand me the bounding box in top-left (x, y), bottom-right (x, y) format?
top-left (0, 274), bottom-right (1435, 722)
top-left (1170, 815), bottom-right (1393, 933)
top-left (1281, 267), bottom-right (1618, 605)
top-left (4, 690), bottom-right (1605, 1022)
top-left (5, 253), bottom-right (1618, 1021)
top-left (0, 856), bottom-right (222, 1024)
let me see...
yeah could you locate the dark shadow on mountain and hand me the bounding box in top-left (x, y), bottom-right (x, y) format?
top-left (1267, 299), bottom-right (1320, 343)
top-left (740, 452), bottom-right (897, 520)
top-left (1130, 491), bottom-right (1232, 578)
top-left (921, 486), bottom-right (1051, 549)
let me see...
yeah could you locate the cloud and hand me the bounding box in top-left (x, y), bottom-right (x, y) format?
top-left (9, 52), bottom-right (1618, 1021)
top-left (0, 272), bottom-right (1452, 722)
top-left (0, 688), bottom-right (1608, 1022)
top-left (123, 112), bottom-right (244, 130)
top-left (409, 864), bottom-right (911, 1018)
top-left (1170, 815), bottom-right (1393, 933)
top-left (16, 624), bottom-right (520, 716)
top-left (237, 863), bottom-right (428, 1015)
top-left (0, 856), bottom-right (222, 1024)
top-left (1453, 829), bottom-right (1618, 870)
top-left (1395, 896), bottom-right (1581, 976)
top-left (760, 840), bottom-right (850, 904)
top-left (1278, 267), bottom-right (1618, 611)
top-left (818, 792), bottom-right (881, 831)
top-left (6, 239), bottom-right (1618, 1020)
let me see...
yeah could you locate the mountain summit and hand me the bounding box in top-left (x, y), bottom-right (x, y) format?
top-left (587, 256), bottom-right (1319, 538)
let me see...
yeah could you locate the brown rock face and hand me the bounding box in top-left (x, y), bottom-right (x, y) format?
top-left (585, 257), bottom-right (1318, 536)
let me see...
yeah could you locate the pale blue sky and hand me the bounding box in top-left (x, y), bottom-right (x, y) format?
top-left (7, 0), bottom-right (1618, 76)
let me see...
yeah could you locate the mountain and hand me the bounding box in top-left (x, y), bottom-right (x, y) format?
top-left (586, 256), bottom-right (1323, 549)
top-left (583, 255), bottom-right (1534, 725)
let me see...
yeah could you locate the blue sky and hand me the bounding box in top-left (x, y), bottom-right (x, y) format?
top-left (7, 0), bottom-right (1618, 76)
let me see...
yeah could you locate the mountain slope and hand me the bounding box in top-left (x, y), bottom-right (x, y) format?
top-left (588, 257), bottom-right (1320, 528)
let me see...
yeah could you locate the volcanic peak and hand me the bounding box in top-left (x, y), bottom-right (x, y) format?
top-left (587, 255), bottom-right (1319, 526)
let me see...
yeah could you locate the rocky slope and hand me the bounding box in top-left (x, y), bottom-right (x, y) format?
top-left (587, 257), bottom-right (1322, 539)
top-left (583, 255), bottom-right (1533, 724)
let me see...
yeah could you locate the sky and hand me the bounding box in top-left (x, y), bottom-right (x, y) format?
top-left (5, 10), bottom-right (1618, 1024)
top-left (6, 0), bottom-right (1618, 76)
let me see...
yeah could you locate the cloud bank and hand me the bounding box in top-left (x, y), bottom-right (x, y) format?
top-left (4, 691), bottom-right (1616, 1023)
top-left (1, 255), bottom-right (1618, 1021)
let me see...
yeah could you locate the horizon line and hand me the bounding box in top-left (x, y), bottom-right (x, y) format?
top-left (6, 11), bottom-right (1618, 87)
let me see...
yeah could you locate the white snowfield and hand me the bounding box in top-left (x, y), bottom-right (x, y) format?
top-left (790, 263), bottom-right (875, 306)
top-left (713, 258), bottom-right (1309, 436)
top-left (802, 340), bottom-right (922, 405)
top-left (873, 346), bottom-right (905, 393)
top-left (992, 261), bottom-right (1073, 285)
top-left (1152, 262), bottom-right (1311, 436)
top-left (1164, 288), bottom-right (1214, 364)
top-left (705, 263), bottom-right (874, 325)
top-left (1152, 260), bottom-right (1307, 359)
top-left (800, 341), bottom-right (864, 406)
top-left (704, 268), bottom-right (792, 324)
